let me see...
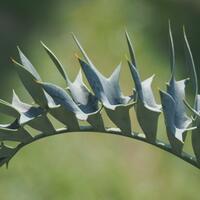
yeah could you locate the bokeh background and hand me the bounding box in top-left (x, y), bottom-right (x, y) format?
top-left (0, 0), bottom-right (200, 199)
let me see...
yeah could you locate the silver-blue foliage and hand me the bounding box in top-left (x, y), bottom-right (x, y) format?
top-left (0, 24), bottom-right (199, 169)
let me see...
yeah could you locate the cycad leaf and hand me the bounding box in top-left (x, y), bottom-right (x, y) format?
top-left (73, 35), bottom-right (130, 107)
top-left (168, 21), bottom-right (175, 74)
top-left (68, 71), bottom-right (105, 130)
top-left (167, 24), bottom-right (191, 129)
top-left (38, 81), bottom-right (106, 130)
top-left (68, 70), bottom-right (99, 113)
top-left (38, 82), bottom-right (87, 120)
top-left (196, 95), bottom-right (200, 112)
top-left (77, 57), bottom-right (105, 103)
top-left (0, 120), bottom-right (19, 130)
top-left (12, 91), bottom-right (55, 133)
top-left (183, 27), bottom-right (198, 109)
top-left (77, 57), bottom-right (133, 133)
top-left (12, 59), bottom-right (48, 107)
top-left (0, 144), bottom-right (16, 167)
top-left (0, 28), bottom-right (198, 169)
top-left (87, 111), bottom-right (105, 131)
top-left (142, 76), bottom-right (161, 111)
top-left (184, 99), bottom-right (200, 165)
top-left (49, 105), bottom-right (79, 130)
top-left (28, 115), bottom-right (55, 134)
top-left (37, 82), bottom-right (87, 130)
top-left (183, 30), bottom-right (200, 164)
top-left (18, 47), bottom-right (41, 80)
top-left (125, 31), bottom-right (137, 67)
top-left (77, 58), bottom-right (130, 106)
top-left (159, 24), bottom-right (193, 154)
top-left (160, 90), bottom-right (192, 154)
top-left (127, 51), bottom-right (161, 142)
top-left (108, 63), bottom-right (121, 87)
top-left (127, 60), bottom-right (143, 99)
top-left (72, 34), bottom-right (95, 68)
top-left (105, 102), bottom-right (134, 134)
top-left (12, 90), bottom-right (42, 123)
top-left (135, 100), bottom-right (161, 142)
top-left (167, 78), bottom-right (191, 129)
top-left (0, 127), bottom-right (32, 143)
top-left (0, 99), bottom-right (20, 119)
top-left (73, 36), bottom-right (133, 133)
top-left (41, 42), bottom-right (101, 115)
top-left (41, 42), bottom-right (69, 82)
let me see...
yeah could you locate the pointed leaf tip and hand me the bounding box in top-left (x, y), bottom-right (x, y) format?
top-left (183, 27), bottom-right (198, 109)
top-left (125, 31), bottom-right (137, 67)
top-left (41, 41), bottom-right (69, 83)
top-left (168, 21), bottom-right (175, 74)
top-left (17, 48), bottom-right (41, 80)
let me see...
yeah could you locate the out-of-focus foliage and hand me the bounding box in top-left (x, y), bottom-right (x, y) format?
top-left (1, 0), bottom-right (200, 200)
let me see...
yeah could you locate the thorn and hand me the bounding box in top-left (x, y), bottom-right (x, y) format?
top-left (10, 57), bottom-right (16, 63)
top-left (10, 58), bottom-right (20, 65)
top-left (71, 32), bottom-right (79, 43)
top-left (40, 41), bottom-right (49, 50)
top-left (40, 40), bottom-right (45, 46)
top-left (74, 53), bottom-right (81, 60)
top-left (158, 88), bottom-right (164, 94)
top-left (35, 80), bottom-right (43, 84)
top-left (125, 29), bottom-right (128, 36)
top-left (16, 46), bottom-right (21, 51)
top-left (183, 25), bottom-right (186, 34)
top-left (71, 32), bottom-right (76, 38)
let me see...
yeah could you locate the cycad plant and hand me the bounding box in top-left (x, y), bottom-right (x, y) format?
top-left (0, 23), bottom-right (200, 169)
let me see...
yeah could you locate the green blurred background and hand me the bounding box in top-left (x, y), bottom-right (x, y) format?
top-left (0, 0), bottom-right (200, 199)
